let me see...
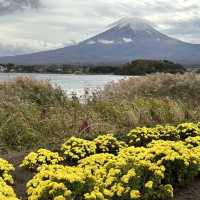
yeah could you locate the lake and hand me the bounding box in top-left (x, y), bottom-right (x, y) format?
top-left (0, 73), bottom-right (129, 97)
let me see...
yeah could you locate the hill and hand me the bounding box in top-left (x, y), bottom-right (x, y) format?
top-left (118, 59), bottom-right (186, 75)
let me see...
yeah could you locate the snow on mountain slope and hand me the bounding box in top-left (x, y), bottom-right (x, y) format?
top-left (0, 17), bottom-right (200, 65)
top-left (107, 17), bottom-right (155, 31)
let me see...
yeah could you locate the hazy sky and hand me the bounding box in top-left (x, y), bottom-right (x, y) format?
top-left (0, 0), bottom-right (200, 56)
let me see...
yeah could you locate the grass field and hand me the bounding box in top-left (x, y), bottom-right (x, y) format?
top-left (0, 73), bottom-right (200, 152)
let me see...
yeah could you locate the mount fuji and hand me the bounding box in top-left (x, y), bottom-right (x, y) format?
top-left (0, 17), bottom-right (200, 65)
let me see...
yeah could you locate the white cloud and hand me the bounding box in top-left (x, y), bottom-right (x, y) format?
top-left (0, 0), bottom-right (42, 15)
top-left (0, 0), bottom-right (200, 56)
top-left (0, 37), bottom-right (65, 56)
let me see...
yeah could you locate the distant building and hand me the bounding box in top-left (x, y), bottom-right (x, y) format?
top-left (0, 65), bottom-right (6, 72)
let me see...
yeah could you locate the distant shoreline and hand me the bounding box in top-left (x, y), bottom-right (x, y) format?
top-left (1, 59), bottom-right (200, 75)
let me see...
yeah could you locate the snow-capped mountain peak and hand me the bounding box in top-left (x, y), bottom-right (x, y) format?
top-left (107, 17), bottom-right (154, 31)
top-left (82, 17), bottom-right (163, 46)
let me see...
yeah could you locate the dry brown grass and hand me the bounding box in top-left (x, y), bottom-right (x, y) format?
top-left (0, 73), bottom-right (200, 152)
top-left (101, 73), bottom-right (200, 104)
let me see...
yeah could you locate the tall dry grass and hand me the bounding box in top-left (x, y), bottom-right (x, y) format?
top-left (0, 73), bottom-right (200, 152)
top-left (87, 73), bottom-right (200, 133)
top-left (101, 73), bottom-right (200, 104)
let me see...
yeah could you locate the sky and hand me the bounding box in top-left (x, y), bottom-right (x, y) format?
top-left (0, 0), bottom-right (200, 56)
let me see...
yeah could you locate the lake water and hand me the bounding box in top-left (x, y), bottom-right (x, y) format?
top-left (0, 73), bottom-right (129, 97)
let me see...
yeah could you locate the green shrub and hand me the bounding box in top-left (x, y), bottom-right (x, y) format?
top-left (83, 150), bottom-right (173, 200)
top-left (147, 140), bottom-right (200, 185)
top-left (0, 158), bottom-right (14, 185)
top-left (176, 123), bottom-right (200, 139)
top-left (25, 122), bottom-right (200, 200)
top-left (120, 139), bottom-right (200, 186)
top-left (78, 153), bottom-right (116, 171)
top-left (118, 59), bottom-right (185, 75)
top-left (127, 127), bottom-right (159, 146)
top-left (126, 123), bottom-right (200, 147)
top-left (26, 165), bottom-right (95, 200)
top-left (3, 77), bottom-right (67, 107)
top-left (27, 152), bottom-right (174, 200)
top-left (0, 159), bottom-right (17, 199)
top-left (0, 77), bottom-right (71, 152)
top-left (185, 136), bottom-right (200, 148)
top-left (20, 148), bottom-right (64, 171)
top-left (94, 134), bottom-right (127, 155)
top-left (0, 102), bottom-right (41, 151)
top-left (155, 125), bottom-right (179, 141)
top-left (0, 178), bottom-right (19, 200)
top-left (61, 137), bottom-right (96, 162)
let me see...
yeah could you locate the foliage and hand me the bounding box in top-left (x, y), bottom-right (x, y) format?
top-left (3, 77), bottom-right (67, 107)
top-left (101, 73), bottom-right (200, 107)
top-left (94, 134), bottom-right (127, 155)
top-left (0, 158), bottom-right (14, 185)
top-left (78, 153), bottom-right (116, 170)
top-left (0, 77), bottom-right (71, 152)
top-left (26, 165), bottom-right (95, 200)
top-left (0, 178), bottom-right (19, 200)
top-left (78, 150), bottom-right (172, 200)
top-left (20, 148), bottom-right (64, 171)
top-left (2, 75), bottom-right (200, 199)
top-left (26, 126), bottom-right (200, 200)
top-left (1, 74), bottom-right (200, 152)
top-left (147, 140), bottom-right (200, 185)
top-left (2, 121), bottom-right (200, 200)
top-left (176, 123), bottom-right (200, 139)
top-left (118, 59), bottom-right (186, 75)
top-left (154, 125), bottom-right (179, 141)
top-left (126, 123), bottom-right (200, 146)
top-left (0, 159), bottom-right (18, 200)
top-left (61, 137), bottom-right (96, 162)
top-left (26, 153), bottom-right (174, 200)
top-left (127, 127), bottom-right (159, 146)
top-left (119, 140), bottom-right (200, 186)
top-left (185, 136), bottom-right (200, 148)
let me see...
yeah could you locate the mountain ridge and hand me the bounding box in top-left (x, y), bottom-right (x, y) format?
top-left (0, 17), bottom-right (200, 65)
